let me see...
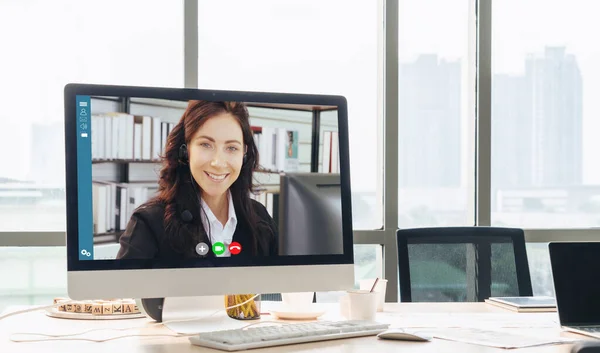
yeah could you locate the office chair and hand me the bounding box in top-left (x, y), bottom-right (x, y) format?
top-left (261, 293), bottom-right (282, 301)
top-left (260, 293), bottom-right (317, 303)
top-left (396, 227), bottom-right (533, 302)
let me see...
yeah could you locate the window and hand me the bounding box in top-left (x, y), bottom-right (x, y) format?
top-left (197, 0), bottom-right (382, 230)
top-left (0, 247), bottom-right (67, 313)
top-left (491, 0), bottom-right (599, 228)
top-left (353, 245), bottom-right (383, 286)
top-left (3, 1), bottom-right (576, 304)
top-left (0, 0), bottom-right (183, 232)
top-left (316, 244), bottom-right (382, 303)
top-left (397, 0), bottom-right (476, 227)
top-left (526, 243), bottom-right (554, 297)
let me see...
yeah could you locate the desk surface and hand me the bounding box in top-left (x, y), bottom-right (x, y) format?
top-left (0, 302), bottom-right (592, 353)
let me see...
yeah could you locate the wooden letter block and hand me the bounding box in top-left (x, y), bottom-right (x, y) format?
top-left (123, 303), bottom-right (136, 314)
top-left (112, 302), bottom-right (123, 314)
top-left (66, 304), bottom-right (75, 312)
top-left (84, 302), bottom-right (93, 313)
top-left (91, 304), bottom-right (103, 315)
top-left (102, 303), bottom-right (113, 315)
top-left (75, 303), bottom-right (83, 313)
top-left (121, 299), bottom-right (139, 313)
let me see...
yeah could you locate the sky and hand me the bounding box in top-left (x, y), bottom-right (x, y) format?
top-left (1, 0), bottom-right (599, 189)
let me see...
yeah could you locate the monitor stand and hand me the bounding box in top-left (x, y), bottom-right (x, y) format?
top-left (138, 296), bottom-right (251, 334)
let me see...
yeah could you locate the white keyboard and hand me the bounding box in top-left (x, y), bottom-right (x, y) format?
top-left (188, 320), bottom-right (390, 351)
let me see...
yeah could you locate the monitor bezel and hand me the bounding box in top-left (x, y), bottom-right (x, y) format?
top-left (64, 83), bottom-right (354, 272)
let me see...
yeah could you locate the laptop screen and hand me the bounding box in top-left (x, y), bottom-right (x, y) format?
top-left (549, 242), bottom-right (600, 326)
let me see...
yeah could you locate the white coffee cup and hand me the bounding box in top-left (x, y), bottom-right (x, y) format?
top-left (359, 279), bottom-right (388, 312)
top-left (281, 292), bottom-right (314, 309)
top-left (347, 290), bottom-right (377, 321)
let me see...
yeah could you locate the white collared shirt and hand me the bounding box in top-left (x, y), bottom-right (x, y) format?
top-left (200, 191), bottom-right (237, 257)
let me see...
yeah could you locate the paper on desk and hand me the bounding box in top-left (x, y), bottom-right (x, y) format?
top-left (378, 312), bottom-right (559, 329)
top-left (428, 328), bottom-right (576, 349)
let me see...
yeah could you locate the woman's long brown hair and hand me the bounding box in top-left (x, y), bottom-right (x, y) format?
top-left (152, 100), bottom-right (262, 256)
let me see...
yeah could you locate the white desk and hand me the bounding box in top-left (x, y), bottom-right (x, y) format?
top-left (0, 302), bottom-right (592, 352)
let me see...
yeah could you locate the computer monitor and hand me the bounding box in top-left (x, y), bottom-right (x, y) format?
top-left (278, 173), bottom-right (343, 256)
top-left (64, 83), bottom-right (354, 300)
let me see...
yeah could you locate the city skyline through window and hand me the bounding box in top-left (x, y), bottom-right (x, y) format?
top-left (0, 0), bottom-right (598, 232)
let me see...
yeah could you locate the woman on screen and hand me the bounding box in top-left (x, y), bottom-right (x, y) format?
top-left (116, 100), bottom-right (278, 259)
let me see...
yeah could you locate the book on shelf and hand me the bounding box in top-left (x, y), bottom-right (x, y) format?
top-left (284, 130), bottom-right (299, 172)
top-left (92, 181), bottom-right (158, 237)
top-left (251, 126), bottom-right (299, 173)
top-left (321, 130), bottom-right (340, 173)
top-left (484, 296), bottom-right (557, 312)
top-left (91, 113), bottom-right (174, 162)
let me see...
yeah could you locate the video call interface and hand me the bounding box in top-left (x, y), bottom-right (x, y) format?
top-left (75, 95), bottom-right (343, 261)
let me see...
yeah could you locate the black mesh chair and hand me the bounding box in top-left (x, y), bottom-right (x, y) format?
top-left (260, 293), bottom-right (317, 302)
top-left (396, 227), bottom-right (533, 302)
top-left (261, 294), bottom-right (282, 301)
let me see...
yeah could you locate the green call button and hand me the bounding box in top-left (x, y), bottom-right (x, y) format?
top-left (212, 242), bottom-right (225, 255)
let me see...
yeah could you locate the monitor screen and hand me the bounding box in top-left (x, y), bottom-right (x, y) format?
top-left (65, 84), bottom-right (353, 278)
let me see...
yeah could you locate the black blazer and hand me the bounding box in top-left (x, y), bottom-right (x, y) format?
top-left (116, 191), bottom-right (278, 260)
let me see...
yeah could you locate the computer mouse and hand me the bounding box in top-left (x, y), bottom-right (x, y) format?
top-left (376, 329), bottom-right (432, 342)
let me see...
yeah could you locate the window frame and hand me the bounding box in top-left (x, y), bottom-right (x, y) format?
top-left (1, 0), bottom-right (592, 302)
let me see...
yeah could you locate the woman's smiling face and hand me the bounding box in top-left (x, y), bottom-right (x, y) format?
top-left (188, 112), bottom-right (245, 200)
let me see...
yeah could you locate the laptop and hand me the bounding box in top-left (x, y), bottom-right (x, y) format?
top-left (549, 242), bottom-right (600, 338)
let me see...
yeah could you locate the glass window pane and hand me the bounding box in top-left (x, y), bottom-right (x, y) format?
top-left (316, 244), bottom-right (382, 303)
top-left (397, 0), bottom-right (476, 227)
top-left (0, 247), bottom-right (67, 313)
top-left (491, 0), bottom-right (597, 228)
top-left (0, 0), bottom-right (183, 232)
top-left (526, 243), bottom-right (555, 297)
top-left (197, 0), bottom-right (383, 230)
top-left (353, 244), bottom-right (383, 287)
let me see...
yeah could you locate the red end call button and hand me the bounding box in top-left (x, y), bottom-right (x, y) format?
top-left (229, 242), bottom-right (242, 255)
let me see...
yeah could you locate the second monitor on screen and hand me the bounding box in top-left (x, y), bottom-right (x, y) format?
top-left (278, 172), bottom-right (343, 256)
